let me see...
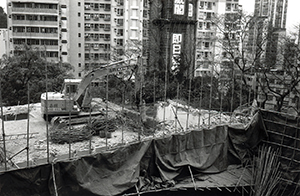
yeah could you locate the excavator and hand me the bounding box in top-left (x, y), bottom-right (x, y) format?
top-left (40, 56), bottom-right (139, 125)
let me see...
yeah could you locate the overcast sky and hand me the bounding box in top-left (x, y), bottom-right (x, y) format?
top-left (0, 0), bottom-right (299, 31)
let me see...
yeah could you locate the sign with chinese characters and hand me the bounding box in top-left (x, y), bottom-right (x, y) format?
top-left (171, 33), bottom-right (183, 73)
top-left (174, 0), bottom-right (185, 15)
top-left (188, 3), bottom-right (193, 17)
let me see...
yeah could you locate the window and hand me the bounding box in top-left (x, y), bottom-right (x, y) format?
top-left (78, 33), bottom-right (81, 37)
top-left (78, 63), bottom-right (81, 67)
top-left (78, 53), bottom-right (81, 57)
top-left (78, 12), bottom-right (81, 17)
top-left (62, 52), bottom-right (67, 55)
top-left (61, 17), bottom-right (67, 20)
top-left (78, 73), bottom-right (81, 77)
top-left (78, 2), bottom-right (81, 6)
top-left (78, 23), bottom-right (81, 27)
top-left (62, 40), bottom-right (67, 43)
top-left (61, 5), bottom-right (67, 8)
top-left (61, 28), bottom-right (67, 32)
top-left (200, 2), bottom-right (204, 9)
top-left (205, 42), bottom-right (209, 48)
top-left (78, 43), bottom-right (81, 47)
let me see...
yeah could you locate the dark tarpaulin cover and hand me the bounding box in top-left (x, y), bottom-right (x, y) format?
top-left (228, 111), bottom-right (268, 163)
top-left (154, 126), bottom-right (228, 181)
top-left (0, 120), bottom-right (266, 196)
top-left (0, 164), bottom-right (52, 196)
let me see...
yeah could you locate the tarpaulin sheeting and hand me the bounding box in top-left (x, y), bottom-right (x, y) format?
top-left (228, 111), bottom-right (268, 163)
top-left (0, 119), bottom-right (266, 196)
top-left (154, 126), bottom-right (228, 181)
top-left (53, 141), bottom-right (151, 196)
top-left (0, 164), bottom-right (52, 196)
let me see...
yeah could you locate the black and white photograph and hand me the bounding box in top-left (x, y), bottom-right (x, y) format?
top-left (0, 0), bottom-right (300, 195)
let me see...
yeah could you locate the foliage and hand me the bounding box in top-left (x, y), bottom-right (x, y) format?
top-left (255, 29), bottom-right (300, 112)
top-left (0, 6), bottom-right (7, 28)
top-left (0, 45), bottom-right (73, 106)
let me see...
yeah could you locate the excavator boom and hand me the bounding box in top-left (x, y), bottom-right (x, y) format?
top-left (74, 57), bottom-right (139, 108)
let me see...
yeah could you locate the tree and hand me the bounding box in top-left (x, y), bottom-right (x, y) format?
top-left (212, 11), bottom-right (274, 109)
top-left (0, 45), bottom-right (73, 105)
top-left (0, 6), bottom-right (7, 28)
top-left (256, 29), bottom-right (300, 112)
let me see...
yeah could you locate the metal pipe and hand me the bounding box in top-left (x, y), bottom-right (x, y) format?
top-left (45, 62), bottom-right (49, 163)
top-left (0, 74), bottom-right (7, 170)
top-left (26, 82), bottom-right (30, 167)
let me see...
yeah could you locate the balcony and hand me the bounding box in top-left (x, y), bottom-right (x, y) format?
top-left (12, 7), bottom-right (57, 14)
top-left (104, 27), bottom-right (110, 31)
top-left (103, 37), bottom-right (110, 41)
top-left (13, 32), bottom-right (58, 38)
top-left (12, 20), bottom-right (57, 26)
top-left (104, 17), bottom-right (111, 21)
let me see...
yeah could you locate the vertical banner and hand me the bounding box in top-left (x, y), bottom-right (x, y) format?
top-left (171, 33), bottom-right (182, 74)
top-left (174, 0), bottom-right (185, 15)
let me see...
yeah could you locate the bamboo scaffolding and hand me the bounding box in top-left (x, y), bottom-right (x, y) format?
top-left (88, 85), bottom-right (92, 154)
top-left (105, 75), bottom-right (109, 148)
top-left (262, 140), bottom-right (300, 154)
top-left (45, 63), bottom-right (49, 163)
top-left (263, 119), bottom-right (300, 130)
top-left (186, 77), bottom-right (191, 131)
top-left (280, 117), bottom-right (300, 196)
top-left (265, 129), bottom-right (300, 143)
top-left (188, 165), bottom-right (197, 190)
top-left (51, 163), bottom-right (58, 196)
top-left (68, 84), bottom-right (72, 159)
top-left (0, 75), bottom-right (7, 170)
top-left (26, 82), bottom-right (30, 167)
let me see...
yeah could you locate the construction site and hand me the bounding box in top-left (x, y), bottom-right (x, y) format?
top-left (1, 0), bottom-right (300, 195)
top-left (0, 57), bottom-right (300, 196)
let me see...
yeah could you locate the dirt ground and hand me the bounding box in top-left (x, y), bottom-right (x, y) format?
top-left (0, 99), bottom-right (244, 169)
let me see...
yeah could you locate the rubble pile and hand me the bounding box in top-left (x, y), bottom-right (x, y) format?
top-left (50, 125), bottom-right (92, 144)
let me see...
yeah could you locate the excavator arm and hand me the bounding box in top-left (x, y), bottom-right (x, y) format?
top-left (74, 57), bottom-right (139, 109)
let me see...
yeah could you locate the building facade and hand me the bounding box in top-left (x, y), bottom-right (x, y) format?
top-left (0, 29), bottom-right (8, 58)
top-left (148, 0), bottom-right (198, 80)
top-left (6, 0), bottom-right (147, 78)
top-left (250, 0), bottom-right (288, 69)
top-left (194, 0), bottom-right (241, 77)
top-left (7, 0), bottom-right (68, 63)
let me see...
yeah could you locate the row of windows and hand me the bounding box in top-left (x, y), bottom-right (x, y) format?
top-left (84, 33), bottom-right (111, 40)
top-left (199, 1), bottom-right (215, 10)
top-left (12, 14), bottom-right (58, 21)
top-left (13, 27), bottom-right (58, 33)
top-left (13, 38), bottom-right (59, 45)
top-left (198, 12), bottom-right (214, 20)
top-left (84, 3), bottom-right (111, 11)
top-left (85, 43), bottom-right (110, 49)
top-left (226, 3), bottom-right (239, 11)
top-left (85, 23), bottom-right (112, 30)
top-left (84, 13), bottom-right (111, 20)
top-left (85, 53), bottom-right (110, 60)
top-left (198, 21), bottom-right (214, 30)
top-left (12, 2), bottom-right (58, 9)
top-left (197, 51), bottom-right (213, 58)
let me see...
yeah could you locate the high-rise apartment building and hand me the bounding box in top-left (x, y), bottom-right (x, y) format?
top-left (250, 0), bottom-right (288, 68)
top-left (6, 0), bottom-right (147, 78)
top-left (194, 0), bottom-right (241, 77)
top-left (7, 0), bottom-right (67, 62)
